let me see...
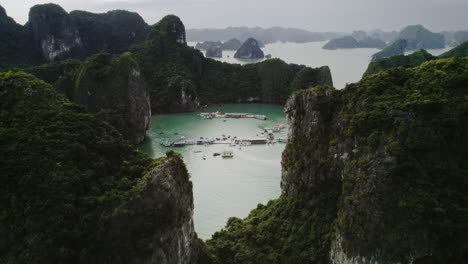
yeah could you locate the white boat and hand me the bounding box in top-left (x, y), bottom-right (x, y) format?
top-left (222, 150), bottom-right (234, 158)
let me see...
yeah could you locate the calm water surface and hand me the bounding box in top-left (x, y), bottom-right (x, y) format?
top-left (189, 41), bottom-right (452, 89)
top-left (140, 104), bottom-right (287, 239)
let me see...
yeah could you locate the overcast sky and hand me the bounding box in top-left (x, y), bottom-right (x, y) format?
top-left (1, 0), bottom-right (467, 32)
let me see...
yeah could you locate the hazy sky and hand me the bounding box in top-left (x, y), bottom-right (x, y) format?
top-left (1, 0), bottom-right (467, 32)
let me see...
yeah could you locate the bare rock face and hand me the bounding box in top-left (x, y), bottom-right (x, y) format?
top-left (28, 4), bottom-right (83, 62)
top-left (109, 153), bottom-right (200, 264)
top-left (281, 58), bottom-right (468, 263)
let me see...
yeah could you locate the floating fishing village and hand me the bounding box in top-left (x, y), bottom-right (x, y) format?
top-left (159, 111), bottom-right (288, 158)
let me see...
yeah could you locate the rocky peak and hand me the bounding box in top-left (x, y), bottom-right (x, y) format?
top-left (28, 3), bottom-right (83, 62)
top-left (109, 152), bottom-right (200, 264)
top-left (74, 52), bottom-right (151, 144)
top-left (371, 39), bottom-right (407, 62)
top-left (205, 46), bottom-right (222, 58)
top-left (157, 15), bottom-right (187, 44)
top-left (0, 5), bottom-right (6, 18)
top-left (234, 38), bottom-right (264, 59)
top-left (282, 86), bottom-right (339, 197)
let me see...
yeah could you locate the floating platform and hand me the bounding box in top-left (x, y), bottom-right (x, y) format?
top-left (199, 112), bottom-right (267, 120)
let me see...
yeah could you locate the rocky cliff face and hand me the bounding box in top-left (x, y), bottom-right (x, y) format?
top-left (282, 58), bottom-right (468, 263)
top-left (398, 25), bottom-right (445, 50)
top-left (0, 72), bottom-right (202, 264)
top-left (74, 52), bottom-right (151, 144)
top-left (109, 153), bottom-right (200, 264)
top-left (205, 58), bottom-right (468, 264)
top-left (70, 10), bottom-right (149, 55)
top-left (28, 4), bottom-right (83, 62)
top-left (2, 4), bottom-right (149, 65)
top-left (234, 38), bottom-right (264, 59)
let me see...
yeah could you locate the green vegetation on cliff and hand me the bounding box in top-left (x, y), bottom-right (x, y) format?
top-left (0, 71), bottom-right (151, 263)
top-left (364, 49), bottom-right (436, 77)
top-left (205, 58), bottom-right (468, 263)
top-left (70, 9), bottom-right (149, 55)
top-left (365, 41), bottom-right (468, 77)
top-left (371, 39), bottom-right (407, 62)
top-left (0, 5), bottom-right (39, 68)
top-left (0, 71), bottom-right (201, 263)
top-left (132, 16), bottom-right (332, 112)
top-left (74, 52), bottom-right (151, 144)
top-left (439, 41), bottom-right (468, 58)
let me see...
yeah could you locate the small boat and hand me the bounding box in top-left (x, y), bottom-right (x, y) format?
top-left (160, 140), bottom-right (173, 147)
top-left (174, 132), bottom-right (179, 135)
top-left (203, 155), bottom-right (206, 160)
top-left (213, 152), bottom-right (221, 157)
top-left (173, 140), bottom-right (186, 147)
top-left (222, 150), bottom-right (234, 158)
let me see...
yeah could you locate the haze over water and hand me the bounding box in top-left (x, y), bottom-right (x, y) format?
top-left (190, 41), bottom-right (452, 88)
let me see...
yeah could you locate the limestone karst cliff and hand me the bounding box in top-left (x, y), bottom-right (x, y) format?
top-left (234, 38), bottom-right (265, 59)
top-left (0, 72), bottom-right (201, 264)
top-left (371, 39), bottom-right (407, 62)
top-left (204, 57), bottom-right (468, 264)
top-left (74, 52), bottom-right (151, 144)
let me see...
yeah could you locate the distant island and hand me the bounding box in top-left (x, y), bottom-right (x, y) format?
top-left (398, 25), bottom-right (445, 50)
top-left (234, 38), bottom-right (264, 59)
top-left (370, 25), bottom-right (447, 61)
top-left (323, 36), bottom-right (386, 50)
top-left (187, 26), bottom-right (344, 44)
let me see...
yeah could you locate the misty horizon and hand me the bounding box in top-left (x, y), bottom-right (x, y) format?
top-left (1, 0), bottom-right (467, 32)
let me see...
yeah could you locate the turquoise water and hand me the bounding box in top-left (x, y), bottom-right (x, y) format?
top-left (140, 104), bottom-right (287, 239)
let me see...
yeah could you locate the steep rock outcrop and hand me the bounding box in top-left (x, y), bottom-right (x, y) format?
top-left (109, 153), bottom-right (200, 264)
top-left (0, 72), bottom-right (200, 263)
top-left (221, 38), bottom-right (242, 50)
top-left (286, 58), bottom-right (468, 263)
top-left (70, 10), bottom-right (149, 55)
top-left (0, 5), bottom-right (39, 68)
top-left (398, 25), bottom-right (445, 50)
top-left (205, 58), bottom-right (468, 264)
top-left (234, 38), bottom-right (264, 59)
top-left (323, 36), bottom-right (385, 50)
top-left (195, 41), bottom-right (222, 50)
top-left (28, 4), bottom-right (83, 62)
top-left (323, 36), bottom-right (360, 50)
top-left (74, 52), bottom-right (151, 144)
top-left (205, 46), bottom-right (222, 58)
top-left (371, 39), bottom-right (407, 62)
